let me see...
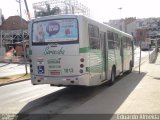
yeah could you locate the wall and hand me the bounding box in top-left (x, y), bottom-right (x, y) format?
top-left (126, 21), bottom-right (137, 37)
top-left (0, 8), bottom-right (2, 26)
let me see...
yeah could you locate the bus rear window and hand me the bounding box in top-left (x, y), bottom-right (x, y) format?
top-left (32, 18), bottom-right (78, 43)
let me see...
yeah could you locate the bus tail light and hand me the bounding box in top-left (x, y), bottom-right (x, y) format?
top-left (29, 58), bottom-right (33, 73)
top-left (30, 69), bottom-right (33, 73)
top-left (80, 58), bottom-right (84, 73)
top-left (80, 58), bottom-right (84, 62)
top-left (30, 64), bottom-right (33, 68)
top-left (79, 69), bottom-right (83, 73)
top-left (30, 65), bottom-right (33, 72)
top-left (80, 64), bottom-right (84, 68)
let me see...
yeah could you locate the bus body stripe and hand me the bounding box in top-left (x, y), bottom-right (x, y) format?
top-left (79, 47), bottom-right (90, 53)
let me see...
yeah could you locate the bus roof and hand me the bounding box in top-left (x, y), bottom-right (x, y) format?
top-left (31, 14), bottom-right (132, 39)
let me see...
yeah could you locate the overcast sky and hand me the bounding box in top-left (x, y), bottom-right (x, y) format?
top-left (0, 0), bottom-right (160, 22)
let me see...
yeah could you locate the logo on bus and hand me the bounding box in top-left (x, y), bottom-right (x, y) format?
top-left (44, 46), bottom-right (65, 55)
top-left (46, 22), bottom-right (60, 36)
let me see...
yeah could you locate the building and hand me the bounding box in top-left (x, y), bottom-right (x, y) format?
top-left (136, 18), bottom-right (160, 44)
top-left (136, 28), bottom-right (148, 41)
top-left (0, 16), bottom-right (29, 56)
top-left (0, 16), bottom-right (28, 30)
top-left (108, 17), bottom-right (160, 45)
top-left (108, 17), bottom-right (136, 34)
top-left (0, 8), bottom-right (2, 26)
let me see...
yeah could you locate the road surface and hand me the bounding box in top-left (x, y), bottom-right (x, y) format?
top-left (0, 63), bottom-right (30, 77)
top-left (0, 47), bottom-right (155, 120)
top-left (0, 71), bottom-right (145, 120)
top-left (0, 73), bottom-right (143, 114)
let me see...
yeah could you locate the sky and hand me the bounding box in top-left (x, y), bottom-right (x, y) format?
top-left (0, 0), bottom-right (160, 22)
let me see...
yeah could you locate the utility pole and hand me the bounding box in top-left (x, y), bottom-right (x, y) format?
top-left (118, 7), bottom-right (122, 19)
top-left (0, 31), bottom-right (2, 56)
top-left (24, 0), bottom-right (31, 20)
top-left (118, 7), bottom-right (122, 30)
top-left (139, 41), bottom-right (142, 74)
top-left (16, 0), bottom-right (28, 74)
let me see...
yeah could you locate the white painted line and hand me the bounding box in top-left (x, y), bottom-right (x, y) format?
top-left (19, 94), bottom-right (42, 102)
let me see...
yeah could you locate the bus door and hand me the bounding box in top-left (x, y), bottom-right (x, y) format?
top-left (100, 32), bottom-right (107, 80)
top-left (120, 37), bottom-right (124, 72)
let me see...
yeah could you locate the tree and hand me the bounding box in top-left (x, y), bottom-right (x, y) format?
top-left (35, 4), bottom-right (61, 17)
top-left (50, 7), bottom-right (61, 15)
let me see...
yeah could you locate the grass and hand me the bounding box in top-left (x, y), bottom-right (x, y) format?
top-left (0, 73), bottom-right (31, 85)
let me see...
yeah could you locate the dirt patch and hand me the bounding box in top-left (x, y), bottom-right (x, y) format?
top-left (0, 73), bottom-right (30, 85)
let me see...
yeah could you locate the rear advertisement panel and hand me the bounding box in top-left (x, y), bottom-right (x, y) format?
top-left (32, 19), bottom-right (78, 43)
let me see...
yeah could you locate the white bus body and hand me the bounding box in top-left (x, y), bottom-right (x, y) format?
top-left (29, 15), bottom-right (134, 86)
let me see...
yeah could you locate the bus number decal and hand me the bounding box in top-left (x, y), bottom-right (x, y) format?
top-left (64, 68), bottom-right (74, 73)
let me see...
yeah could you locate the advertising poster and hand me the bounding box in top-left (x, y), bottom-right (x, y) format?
top-left (32, 19), bottom-right (78, 43)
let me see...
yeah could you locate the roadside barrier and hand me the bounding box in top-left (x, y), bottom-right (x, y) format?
top-left (149, 48), bottom-right (158, 63)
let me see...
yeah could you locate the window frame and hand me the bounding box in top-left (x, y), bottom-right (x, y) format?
top-left (88, 24), bottom-right (100, 49)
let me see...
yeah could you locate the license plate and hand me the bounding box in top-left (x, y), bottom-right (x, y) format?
top-left (49, 70), bottom-right (60, 75)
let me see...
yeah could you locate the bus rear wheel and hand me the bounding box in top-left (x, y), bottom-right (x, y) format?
top-left (108, 67), bottom-right (116, 86)
top-left (129, 61), bottom-right (133, 73)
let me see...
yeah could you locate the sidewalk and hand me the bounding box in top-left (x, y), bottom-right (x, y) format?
top-left (0, 50), bottom-right (30, 86)
top-left (115, 52), bottom-right (160, 113)
top-left (63, 53), bottom-right (160, 114)
top-left (0, 63), bottom-right (30, 86)
top-left (0, 56), bottom-right (28, 64)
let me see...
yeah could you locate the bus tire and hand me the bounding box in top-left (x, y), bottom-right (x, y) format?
top-left (108, 67), bottom-right (116, 86)
top-left (129, 61), bottom-right (133, 73)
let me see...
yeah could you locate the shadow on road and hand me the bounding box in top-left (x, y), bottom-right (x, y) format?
top-left (15, 71), bottom-right (146, 120)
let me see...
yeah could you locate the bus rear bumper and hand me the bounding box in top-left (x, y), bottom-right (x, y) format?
top-left (31, 74), bottom-right (91, 86)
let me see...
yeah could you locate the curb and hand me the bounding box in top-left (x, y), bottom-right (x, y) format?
top-left (0, 78), bottom-right (30, 87)
top-left (134, 58), bottom-right (148, 70)
top-left (0, 63), bottom-right (10, 67)
top-left (0, 61), bottom-right (29, 64)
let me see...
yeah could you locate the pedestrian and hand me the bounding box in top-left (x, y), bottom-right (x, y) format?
top-left (13, 49), bottom-right (16, 56)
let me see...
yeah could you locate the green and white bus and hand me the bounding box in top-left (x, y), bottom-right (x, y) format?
top-left (29, 15), bottom-right (134, 86)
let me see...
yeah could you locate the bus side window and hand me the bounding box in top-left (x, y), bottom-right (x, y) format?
top-left (114, 33), bottom-right (119, 49)
top-left (108, 41), bottom-right (115, 49)
top-left (123, 37), bottom-right (127, 48)
top-left (88, 24), bottom-right (100, 49)
top-left (107, 31), bottom-right (115, 49)
top-left (128, 38), bottom-right (132, 50)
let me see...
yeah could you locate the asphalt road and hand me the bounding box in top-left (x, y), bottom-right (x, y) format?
top-left (0, 81), bottom-right (64, 114)
top-left (0, 48), bottom-right (155, 120)
top-left (0, 71), bottom-right (146, 120)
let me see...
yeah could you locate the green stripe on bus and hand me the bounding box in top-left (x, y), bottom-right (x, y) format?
top-left (79, 47), bottom-right (90, 53)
